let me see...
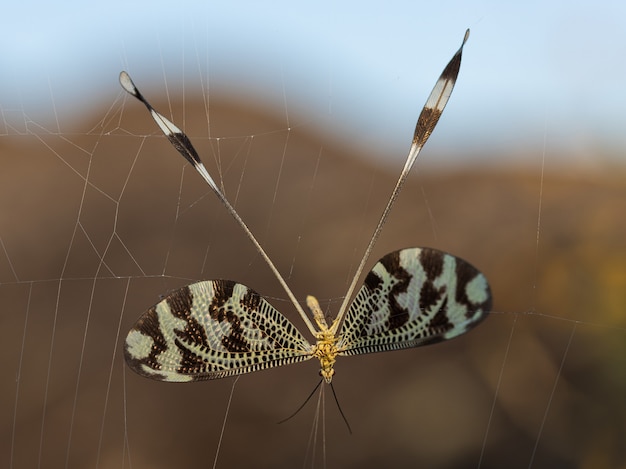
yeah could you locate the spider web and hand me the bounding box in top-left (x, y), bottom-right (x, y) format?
top-left (3, 6), bottom-right (626, 469)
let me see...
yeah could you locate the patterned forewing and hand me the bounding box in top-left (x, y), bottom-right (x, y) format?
top-left (338, 248), bottom-right (491, 356)
top-left (125, 280), bottom-right (313, 381)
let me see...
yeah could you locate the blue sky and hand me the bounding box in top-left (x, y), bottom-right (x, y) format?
top-left (2, 0), bottom-right (625, 165)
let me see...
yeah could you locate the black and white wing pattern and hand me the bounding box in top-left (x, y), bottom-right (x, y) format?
top-left (121, 30), bottom-right (488, 384)
top-left (125, 280), bottom-right (313, 382)
top-left (337, 248), bottom-right (491, 356)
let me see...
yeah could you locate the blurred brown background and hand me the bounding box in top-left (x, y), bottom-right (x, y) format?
top-left (1, 90), bottom-right (625, 469)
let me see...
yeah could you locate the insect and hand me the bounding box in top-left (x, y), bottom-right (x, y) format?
top-left (121, 29), bottom-right (491, 385)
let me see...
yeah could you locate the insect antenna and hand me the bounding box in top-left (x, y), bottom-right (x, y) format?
top-left (277, 379), bottom-right (323, 425)
top-left (277, 379), bottom-right (353, 434)
top-left (330, 382), bottom-right (352, 434)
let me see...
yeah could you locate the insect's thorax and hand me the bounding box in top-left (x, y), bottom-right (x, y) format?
top-left (307, 295), bottom-right (340, 383)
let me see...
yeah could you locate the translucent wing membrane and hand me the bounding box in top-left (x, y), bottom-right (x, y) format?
top-left (338, 248), bottom-right (491, 356)
top-left (125, 280), bottom-right (313, 382)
